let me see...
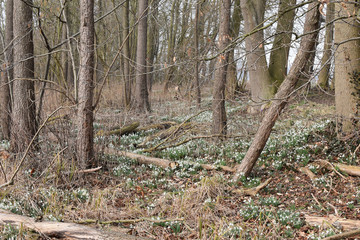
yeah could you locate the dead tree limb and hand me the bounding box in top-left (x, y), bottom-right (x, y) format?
top-left (233, 2), bottom-right (321, 179)
top-left (0, 209), bottom-right (150, 240)
top-left (96, 122), bottom-right (140, 137)
top-left (322, 228), bottom-right (360, 240)
top-left (104, 148), bottom-right (235, 173)
top-left (305, 214), bottom-right (360, 232)
top-left (232, 178), bottom-right (272, 196)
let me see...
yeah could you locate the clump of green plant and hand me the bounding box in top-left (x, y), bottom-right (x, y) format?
top-left (277, 209), bottom-right (304, 229)
top-left (240, 176), bottom-right (261, 188)
top-left (260, 196), bottom-right (280, 207)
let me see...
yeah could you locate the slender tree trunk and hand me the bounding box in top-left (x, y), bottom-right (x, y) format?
top-left (234, 2), bottom-right (321, 178)
top-left (134, 0), bottom-right (150, 112)
top-left (77, 0), bottom-right (95, 167)
top-left (11, 0), bottom-right (36, 152)
top-left (163, 1), bottom-right (180, 93)
top-left (123, 0), bottom-right (131, 108)
top-left (146, 0), bottom-right (159, 93)
top-left (318, 2), bottom-right (334, 90)
top-left (268, 0), bottom-right (297, 90)
top-left (240, 0), bottom-right (274, 106)
top-left (0, 0), bottom-right (13, 140)
top-left (226, 0), bottom-right (241, 100)
top-left (212, 0), bottom-right (231, 135)
top-left (334, 1), bottom-right (360, 135)
top-left (194, 1), bottom-right (202, 107)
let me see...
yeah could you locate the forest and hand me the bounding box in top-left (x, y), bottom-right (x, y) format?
top-left (0, 0), bottom-right (360, 239)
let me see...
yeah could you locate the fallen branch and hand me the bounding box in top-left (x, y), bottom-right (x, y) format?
top-left (150, 134), bottom-right (245, 152)
top-left (322, 228), bottom-right (360, 240)
top-left (137, 121), bottom-right (177, 131)
top-left (77, 218), bottom-right (183, 225)
top-left (46, 166), bottom-right (103, 180)
top-left (299, 167), bottom-right (316, 180)
top-left (104, 148), bottom-right (235, 173)
top-left (315, 160), bottom-right (350, 178)
top-left (96, 122), bottom-right (140, 137)
top-left (305, 214), bottom-right (360, 231)
top-left (0, 209), bottom-right (149, 240)
top-left (143, 110), bottom-right (207, 152)
top-left (232, 178), bottom-right (272, 196)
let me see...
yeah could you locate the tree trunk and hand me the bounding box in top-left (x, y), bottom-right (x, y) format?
top-left (234, 2), bottom-right (321, 179)
top-left (11, 0), bottom-right (36, 152)
top-left (77, 0), bottom-right (95, 167)
top-left (194, 0), bottom-right (202, 107)
top-left (226, 0), bottom-right (241, 100)
top-left (318, 2), bottom-right (334, 90)
top-left (268, 0), bottom-right (297, 90)
top-left (146, 0), bottom-right (159, 93)
top-left (163, 1), bottom-right (180, 93)
top-left (0, 0), bottom-right (13, 140)
top-left (334, 1), bottom-right (360, 135)
top-left (240, 0), bottom-right (273, 105)
top-left (134, 0), bottom-right (150, 112)
top-left (123, 0), bottom-right (132, 108)
top-left (212, 0), bottom-right (231, 135)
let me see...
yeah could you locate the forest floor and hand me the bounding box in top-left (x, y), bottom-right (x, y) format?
top-left (2, 87), bottom-right (360, 239)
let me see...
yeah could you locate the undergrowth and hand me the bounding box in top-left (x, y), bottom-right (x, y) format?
top-left (1, 95), bottom-right (358, 239)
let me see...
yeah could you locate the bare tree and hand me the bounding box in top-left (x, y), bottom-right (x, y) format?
top-left (122, 0), bottom-right (132, 108)
top-left (240, 0), bottom-right (296, 110)
top-left (234, 1), bottom-right (321, 178)
top-left (334, 1), bottom-right (360, 135)
top-left (134, 0), bottom-right (150, 112)
top-left (0, 0), bottom-right (13, 140)
top-left (76, 0), bottom-right (95, 167)
top-left (10, 0), bottom-right (37, 152)
top-left (212, 0), bottom-right (231, 135)
top-left (318, 1), bottom-right (334, 90)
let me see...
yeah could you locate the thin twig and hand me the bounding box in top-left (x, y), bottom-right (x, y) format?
top-left (0, 107), bottom-right (62, 189)
top-left (76, 218), bottom-right (184, 225)
top-left (143, 109), bottom-right (208, 152)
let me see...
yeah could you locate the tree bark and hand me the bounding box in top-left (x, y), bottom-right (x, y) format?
top-left (240, 0), bottom-right (274, 105)
top-left (11, 0), bottom-right (36, 152)
top-left (212, 0), bottom-right (231, 135)
top-left (77, 0), bottom-right (95, 167)
top-left (268, 0), bottom-right (297, 90)
top-left (234, 2), bottom-right (321, 178)
top-left (318, 2), bottom-right (334, 89)
top-left (194, 0), bottom-right (202, 107)
top-left (162, 1), bottom-right (180, 93)
top-left (0, 0), bottom-right (14, 140)
top-left (0, 209), bottom-right (149, 240)
top-left (334, 1), bottom-right (360, 135)
top-left (122, 0), bottom-right (132, 108)
top-left (226, 0), bottom-right (242, 100)
top-left (134, 0), bottom-right (150, 112)
top-left (146, 0), bottom-right (159, 93)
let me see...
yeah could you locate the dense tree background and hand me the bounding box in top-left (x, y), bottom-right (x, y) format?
top-left (0, 1), bottom-right (360, 238)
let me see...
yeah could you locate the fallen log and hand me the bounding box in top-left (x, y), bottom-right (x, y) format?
top-left (0, 209), bottom-right (150, 240)
top-left (103, 148), bottom-right (235, 173)
top-left (96, 122), bottom-right (140, 137)
top-left (305, 214), bottom-right (360, 231)
top-left (322, 228), bottom-right (360, 240)
top-left (137, 121), bottom-right (178, 131)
